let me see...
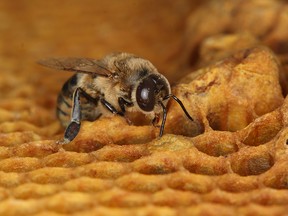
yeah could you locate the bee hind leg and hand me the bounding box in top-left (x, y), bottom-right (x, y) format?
top-left (57, 88), bottom-right (83, 144)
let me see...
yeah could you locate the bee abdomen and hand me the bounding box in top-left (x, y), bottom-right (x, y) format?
top-left (56, 74), bottom-right (78, 126)
top-left (56, 74), bottom-right (102, 127)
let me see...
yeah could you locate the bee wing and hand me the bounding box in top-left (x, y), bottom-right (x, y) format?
top-left (38, 57), bottom-right (112, 77)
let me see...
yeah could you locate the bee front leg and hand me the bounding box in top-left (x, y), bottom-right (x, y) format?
top-left (118, 97), bottom-right (133, 125)
top-left (58, 88), bottom-right (82, 144)
top-left (118, 97), bottom-right (133, 113)
top-left (152, 114), bottom-right (160, 128)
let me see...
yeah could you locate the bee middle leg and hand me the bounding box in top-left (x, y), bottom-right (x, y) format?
top-left (152, 114), bottom-right (160, 128)
top-left (100, 97), bottom-right (133, 124)
top-left (100, 98), bottom-right (124, 116)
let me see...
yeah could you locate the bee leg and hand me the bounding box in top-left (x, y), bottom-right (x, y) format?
top-left (118, 97), bottom-right (133, 113)
top-left (118, 97), bottom-right (134, 125)
top-left (58, 88), bottom-right (82, 144)
top-left (100, 98), bottom-right (124, 116)
top-left (159, 101), bottom-right (167, 137)
top-left (152, 114), bottom-right (160, 128)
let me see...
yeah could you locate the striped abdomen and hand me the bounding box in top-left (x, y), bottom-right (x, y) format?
top-left (56, 74), bottom-right (101, 127)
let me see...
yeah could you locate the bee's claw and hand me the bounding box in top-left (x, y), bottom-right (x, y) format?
top-left (152, 115), bottom-right (160, 128)
top-left (56, 138), bottom-right (70, 145)
top-left (123, 116), bottom-right (131, 125)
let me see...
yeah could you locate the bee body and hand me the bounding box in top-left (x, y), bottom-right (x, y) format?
top-left (39, 52), bottom-right (193, 144)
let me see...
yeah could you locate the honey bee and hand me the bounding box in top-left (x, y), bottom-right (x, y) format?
top-left (39, 53), bottom-right (193, 144)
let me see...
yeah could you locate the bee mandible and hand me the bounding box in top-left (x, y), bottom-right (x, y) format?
top-left (39, 53), bottom-right (193, 144)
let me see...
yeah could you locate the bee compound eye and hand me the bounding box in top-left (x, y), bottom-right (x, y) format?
top-left (136, 77), bottom-right (156, 112)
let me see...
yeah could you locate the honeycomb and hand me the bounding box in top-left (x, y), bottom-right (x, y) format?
top-left (1, 0), bottom-right (288, 216)
top-left (1, 44), bottom-right (287, 215)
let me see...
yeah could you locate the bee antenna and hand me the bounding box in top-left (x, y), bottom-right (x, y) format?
top-left (158, 94), bottom-right (193, 137)
top-left (163, 94), bottom-right (194, 121)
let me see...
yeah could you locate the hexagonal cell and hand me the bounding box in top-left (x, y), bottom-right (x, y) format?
top-left (191, 131), bottom-right (239, 157)
top-left (133, 152), bottom-right (181, 175)
top-left (183, 150), bottom-right (229, 176)
top-left (261, 161), bottom-right (288, 189)
top-left (230, 146), bottom-right (274, 176)
top-left (241, 111), bottom-right (283, 146)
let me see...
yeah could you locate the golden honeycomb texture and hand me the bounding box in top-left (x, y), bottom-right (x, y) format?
top-left (1, 0), bottom-right (288, 216)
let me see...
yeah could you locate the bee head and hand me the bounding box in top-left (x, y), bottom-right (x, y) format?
top-left (135, 74), bottom-right (171, 113)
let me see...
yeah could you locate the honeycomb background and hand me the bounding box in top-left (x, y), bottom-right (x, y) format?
top-left (1, 0), bottom-right (288, 215)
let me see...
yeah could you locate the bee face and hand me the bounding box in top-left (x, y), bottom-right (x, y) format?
top-left (135, 73), bottom-right (171, 113)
